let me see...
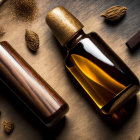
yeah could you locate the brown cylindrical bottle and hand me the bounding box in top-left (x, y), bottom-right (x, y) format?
top-left (0, 41), bottom-right (69, 127)
top-left (46, 6), bottom-right (139, 114)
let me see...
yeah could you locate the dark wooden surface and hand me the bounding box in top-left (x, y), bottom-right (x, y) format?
top-left (0, 0), bottom-right (140, 139)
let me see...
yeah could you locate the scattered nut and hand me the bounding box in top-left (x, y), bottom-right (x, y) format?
top-left (101, 5), bottom-right (128, 21)
top-left (25, 29), bottom-right (39, 52)
top-left (2, 120), bottom-right (14, 134)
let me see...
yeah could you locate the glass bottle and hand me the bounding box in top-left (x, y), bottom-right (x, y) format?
top-left (46, 6), bottom-right (139, 114)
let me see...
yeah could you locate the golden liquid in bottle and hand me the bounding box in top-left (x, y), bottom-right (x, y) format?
top-left (65, 32), bottom-right (139, 114)
top-left (67, 54), bottom-right (126, 109)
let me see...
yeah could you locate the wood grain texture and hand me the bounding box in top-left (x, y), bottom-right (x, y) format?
top-left (0, 0), bottom-right (139, 140)
top-left (0, 41), bottom-right (68, 127)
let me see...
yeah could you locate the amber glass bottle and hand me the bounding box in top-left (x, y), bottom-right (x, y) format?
top-left (46, 7), bottom-right (139, 114)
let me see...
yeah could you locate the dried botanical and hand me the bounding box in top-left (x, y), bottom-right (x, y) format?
top-left (2, 120), bottom-right (14, 134)
top-left (25, 29), bottom-right (39, 51)
top-left (101, 6), bottom-right (128, 21)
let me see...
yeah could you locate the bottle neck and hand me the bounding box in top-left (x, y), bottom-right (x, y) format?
top-left (64, 29), bottom-right (85, 49)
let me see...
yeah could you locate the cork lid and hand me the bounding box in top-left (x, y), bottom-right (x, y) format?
top-left (46, 6), bottom-right (84, 46)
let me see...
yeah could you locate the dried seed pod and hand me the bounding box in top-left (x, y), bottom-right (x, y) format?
top-left (101, 6), bottom-right (128, 21)
top-left (25, 29), bottom-right (39, 51)
top-left (2, 120), bottom-right (14, 134)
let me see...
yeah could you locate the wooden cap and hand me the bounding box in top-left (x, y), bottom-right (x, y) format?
top-left (46, 6), bottom-right (84, 46)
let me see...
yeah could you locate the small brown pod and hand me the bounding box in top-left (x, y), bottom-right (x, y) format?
top-left (101, 6), bottom-right (127, 21)
top-left (0, 41), bottom-right (69, 127)
top-left (25, 29), bottom-right (39, 51)
top-left (2, 120), bottom-right (14, 134)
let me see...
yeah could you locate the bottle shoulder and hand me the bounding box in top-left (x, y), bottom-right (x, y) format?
top-left (65, 31), bottom-right (99, 57)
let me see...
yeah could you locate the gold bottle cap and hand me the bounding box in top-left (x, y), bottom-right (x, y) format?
top-left (46, 6), bottom-right (84, 46)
